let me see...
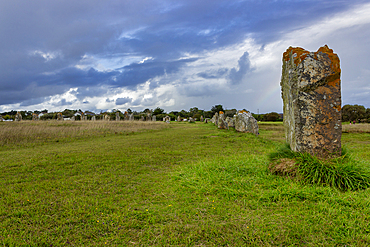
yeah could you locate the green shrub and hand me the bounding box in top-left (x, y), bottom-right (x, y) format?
top-left (269, 144), bottom-right (370, 191)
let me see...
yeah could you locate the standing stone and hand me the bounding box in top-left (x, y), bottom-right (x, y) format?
top-left (57, 112), bottom-right (63, 121)
top-left (235, 111), bottom-right (259, 135)
top-left (281, 45), bottom-right (341, 157)
top-left (177, 116), bottom-right (181, 122)
top-left (71, 116), bottom-right (75, 121)
top-left (15, 111), bottom-right (22, 121)
top-left (92, 116), bottom-right (96, 121)
top-left (129, 113), bottom-right (134, 121)
top-left (104, 114), bottom-right (110, 121)
top-left (164, 115), bottom-right (171, 123)
top-left (32, 113), bottom-right (39, 121)
top-left (212, 112), bottom-right (219, 126)
top-left (84, 115), bottom-right (88, 121)
top-left (116, 112), bottom-right (120, 121)
top-left (152, 115), bottom-right (156, 121)
top-left (218, 111), bottom-right (228, 129)
top-left (0, 115), bottom-right (3, 121)
top-left (200, 116), bottom-right (204, 122)
top-left (188, 117), bottom-right (195, 123)
top-left (226, 116), bottom-right (235, 128)
top-left (146, 112), bottom-right (152, 121)
top-left (140, 116), bottom-right (144, 121)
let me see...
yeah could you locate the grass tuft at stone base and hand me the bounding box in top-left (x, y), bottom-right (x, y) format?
top-left (269, 144), bottom-right (370, 191)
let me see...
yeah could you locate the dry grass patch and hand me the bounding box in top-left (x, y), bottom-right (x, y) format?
top-left (0, 120), bottom-right (169, 149)
top-left (269, 158), bottom-right (298, 178)
top-left (342, 123), bottom-right (370, 133)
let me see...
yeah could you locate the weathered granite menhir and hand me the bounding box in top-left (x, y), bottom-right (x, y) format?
top-left (32, 113), bottom-right (39, 121)
top-left (217, 111), bottom-right (228, 129)
top-left (281, 45), bottom-right (342, 157)
top-left (235, 110), bottom-right (259, 135)
top-left (57, 112), bottom-right (63, 121)
top-left (15, 111), bottom-right (22, 121)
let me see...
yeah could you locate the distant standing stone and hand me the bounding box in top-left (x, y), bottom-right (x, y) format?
top-left (200, 116), bottom-right (204, 122)
top-left (32, 113), bottom-right (39, 121)
top-left (116, 112), bottom-right (120, 121)
top-left (218, 111), bottom-right (228, 129)
top-left (152, 115), bottom-right (156, 121)
top-left (235, 111), bottom-right (258, 135)
top-left (226, 116), bottom-right (235, 128)
top-left (57, 113), bottom-right (63, 121)
top-left (281, 45), bottom-right (342, 157)
top-left (15, 111), bottom-right (22, 121)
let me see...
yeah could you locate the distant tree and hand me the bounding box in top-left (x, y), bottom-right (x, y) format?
top-left (179, 110), bottom-right (190, 118)
top-left (204, 111), bottom-right (213, 118)
top-left (263, 112), bottom-right (280, 121)
top-left (189, 107), bottom-right (199, 115)
top-left (225, 109), bottom-right (237, 118)
top-left (153, 107), bottom-right (165, 115)
top-left (211, 105), bottom-right (224, 114)
top-left (342, 104), bottom-right (366, 122)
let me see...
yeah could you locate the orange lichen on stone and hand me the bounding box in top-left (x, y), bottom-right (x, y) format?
top-left (334, 105), bottom-right (341, 112)
top-left (328, 78), bottom-right (340, 87)
top-left (238, 110), bottom-right (249, 114)
top-left (283, 47), bottom-right (310, 65)
top-left (219, 111), bottom-right (224, 114)
top-left (316, 45), bottom-right (341, 73)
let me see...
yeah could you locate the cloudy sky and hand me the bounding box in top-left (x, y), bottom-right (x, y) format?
top-left (1, 0), bottom-right (370, 114)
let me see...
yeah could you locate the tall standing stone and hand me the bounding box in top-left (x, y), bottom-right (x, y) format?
top-left (152, 115), bottom-right (156, 121)
top-left (57, 112), bottom-right (63, 121)
top-left (15, 111), bottom-right (22, 121)
top-left (129, 113), bottom-right (134, 121)
top-left (116, 112), bottom-right (120, 121)
top-left (218, 111), bottom-right (228, 129)
top-left (32, 113), bottom-right (39, 121)
top-left (281, 45), bottom-right (342, 157)
top-left (235, 111), bottom-right (259, 135)
top-left (200, 116), bottom-right (204, 122)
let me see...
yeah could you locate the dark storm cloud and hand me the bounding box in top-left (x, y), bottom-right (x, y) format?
top-left (19, 97), bottom-right (47, 107)
top-left (53, 99), bottom-right (73, 106)
top-left (116, 97), bottom-right (132, 105)
top-left (114, 58), bottom-right (198, 88)
top-left (0, 0), bottom-right (367, 109)
top-left (228, 52), bottom-right (253, 85)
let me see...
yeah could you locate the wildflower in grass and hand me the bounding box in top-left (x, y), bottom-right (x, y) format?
top-left (146, 209), bottom-right (148, 211)
top-left (168, 205), bottom-right (172, 207)
top-left (97, 220), bottom-right (99, 222)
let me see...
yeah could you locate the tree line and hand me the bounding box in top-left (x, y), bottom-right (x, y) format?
top-left (0, 105), bottom-right (285, 121)
top-left (3, 104), bottom-right (368, 122)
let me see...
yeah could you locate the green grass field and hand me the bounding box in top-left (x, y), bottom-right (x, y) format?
top-left (1, 121), bottom-right (370, 246)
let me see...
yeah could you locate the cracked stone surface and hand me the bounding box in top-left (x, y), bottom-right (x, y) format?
top-left (280, 45), bottom-right (342, 157)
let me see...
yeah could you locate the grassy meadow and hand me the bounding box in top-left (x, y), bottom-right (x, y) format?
top-left (1, 120), bottom-right (370, 246)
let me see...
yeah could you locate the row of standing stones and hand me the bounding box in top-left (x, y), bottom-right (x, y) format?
top-left (208, 44), bottom-right (341, 159)
top-left (3, 45), bottom-right (341, 159)
top-left (210, 110), bottom-right (259, 136)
